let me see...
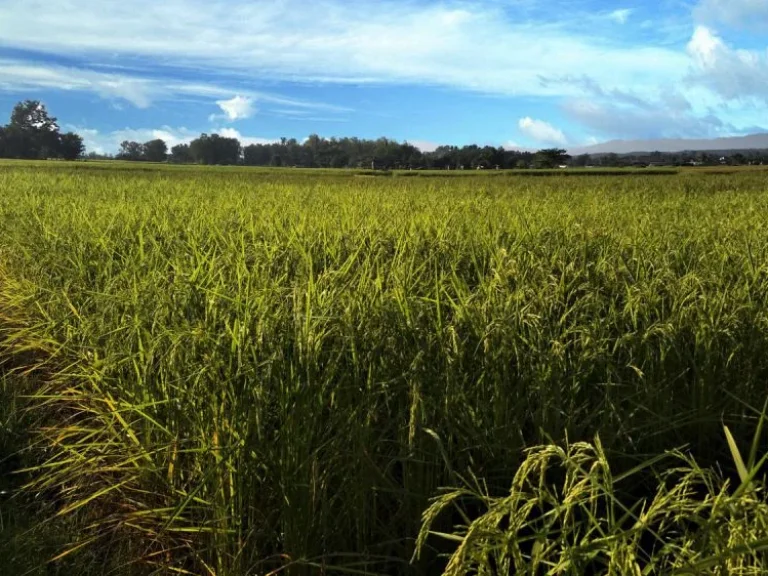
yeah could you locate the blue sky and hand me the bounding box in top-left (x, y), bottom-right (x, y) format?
top-left (0, 0), bottom-right (766, 153)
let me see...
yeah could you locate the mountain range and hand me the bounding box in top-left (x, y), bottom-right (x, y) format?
top-left (567, 133), bottom-right (768, 156)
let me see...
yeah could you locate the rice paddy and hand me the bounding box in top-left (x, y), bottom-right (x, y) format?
top-left (2, 161), bottom-right (768, 574)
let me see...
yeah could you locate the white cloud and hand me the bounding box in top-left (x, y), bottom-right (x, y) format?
top-left (0, 59), bottom-right (155, 108)
top-left (686, 26), bottom-right (768, 101)
top-left (2, 1), bottom-right (766, 141)
top-left (216, 127), bottom-right (278, 147)
top-left (65, 125), bottom-right (198, 154)
top-left (694, 0), bottom-right (768, 29)
top-left (68, 124), bottom-right (279, 154)
top-left (609, 9), bottom-right (632, 24)
top-left (518, 117), bottom-right (568, 146)
top-left (562, 98), bottom-right (729, 140)
top-left (503, 141), bottom-right (535, 152)
top-left (215, 95), bottom-right (256, 121)
top-left (687, 26), bottom-right (722, 69)
top-left (409, 140), bottom-right (439, 152)
top-left (0, 0), bottom-right (689, 100)
top-left (552, 68), bottom-right (765, 141)
top-left (543, 55), bottom-right (768, 140)
top-left (0, 57), bottom-right (349, 115)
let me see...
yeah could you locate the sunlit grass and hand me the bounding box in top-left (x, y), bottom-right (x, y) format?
top-left (2, 164), bottom-right (768, 574)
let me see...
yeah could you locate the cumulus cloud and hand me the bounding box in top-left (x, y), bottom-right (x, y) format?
top-left (215, 95), bottom-right (256, 121)
top-left (686, 26), bottom-right (768, 101)
top-left (688, 26), bottom-right (724, 69)
top-left (518, 117), bottom-right (567, 146)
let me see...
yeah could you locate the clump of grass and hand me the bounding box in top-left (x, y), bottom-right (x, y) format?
top-left (416, 428), bottom-right (768, 575)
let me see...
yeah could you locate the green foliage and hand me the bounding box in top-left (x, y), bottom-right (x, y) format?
top-left (534, 148), bottom-right (570, 169)
top-left (0, 100), bottom-right (82, 160)
top-left (142, 139), bottom-right (168, 163)
top-left (118, 139), bottom-right (169, 163)
top-left (2, 164), bottom-right (768, 574)
top-left (189, 133), bottom-right (241, 165)
top-left (117, 140), bottom-right (146, 162)
top-left (417, 435), bottom-right (768, 575)
top-left (58, 132), bottom-right (86, 160)
top-left (170, 143), bottom-right (193, 164)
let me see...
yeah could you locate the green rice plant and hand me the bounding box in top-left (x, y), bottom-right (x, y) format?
top-left (1, 164), bottom-right (768, 573)
top-left (415, 428), bottom-right (768, 575)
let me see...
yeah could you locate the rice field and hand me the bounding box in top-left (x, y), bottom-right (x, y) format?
top-left (2, 161), bottom-right (768, 574)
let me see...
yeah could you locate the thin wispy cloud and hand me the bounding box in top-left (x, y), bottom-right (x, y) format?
top-left (0, 59), bottom-right (156, 108)
top-left (0, 57), bottom-right (349, 114)
top-left (0, 0), bottom-right (688, 98)
top-left (693, 0), bottom-right (768, 30)
top-left (609, 9), bottom-right (632, 24)
top-left (1, 0), bottom-right (766, 150)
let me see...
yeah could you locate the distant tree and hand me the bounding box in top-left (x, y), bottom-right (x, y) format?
top-left (142, 139), bottom-right (168, 162)
top-left (732, 152), bottom-right (747, 166)
top-left (85, 151), bottom-right (112, 160)
top-left (572, 153), bottom-right (592, 167)
top-left (515, 159), bottom-right (528, 169)
top-left (534, 148), bottom-right (570, 169)
top-left (214, 135), bottom-right (548, 171)
top-left (189, 133), bottom-right (241, 165)
top-left (58, 132), bottom-right (85, 160)
top-left (9, 100), bottom-right (59, 132)
top-left (243, 144), bottom-right (272, 166)
top-left (169, 143), bottom-right (193, 164)
top-left (270, 153), bottom-right (283, 167)
top-left (117, 140), bottom-right (144, 161)
top-left (0, 100), bottom-right (91, 160)
top-left (4, 100), bottom-right (61, 159)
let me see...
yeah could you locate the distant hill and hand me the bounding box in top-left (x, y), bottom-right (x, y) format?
top-left (569, 133), bottom-right (768, 155)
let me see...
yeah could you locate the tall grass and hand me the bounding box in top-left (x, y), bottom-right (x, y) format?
top-left (416, 431), bottom-right (768, 575)
top-left (2, 164), bottom-right (768, 573)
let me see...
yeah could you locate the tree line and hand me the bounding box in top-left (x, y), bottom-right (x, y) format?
top-left (113, 134), bottom-right (570, 170)
top-left (3, 100), bottom-right (767, 168)
top-left (0, 101), bottom-right (84, 160)
top-left (584, 150), bottom-right (768, 167)
top-left (105, 136), bottom-right (768, 170)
